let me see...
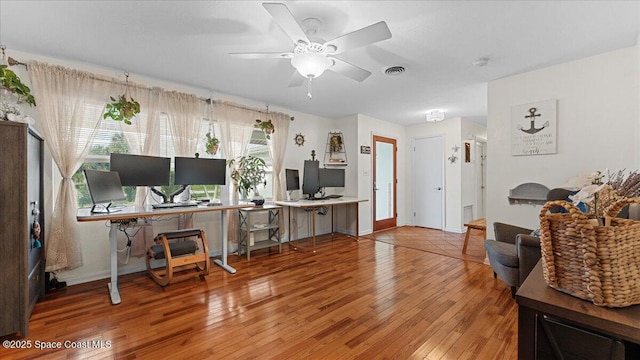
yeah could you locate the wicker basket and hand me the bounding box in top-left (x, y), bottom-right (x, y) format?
top-left (539, 198), bottom-right (640, 307)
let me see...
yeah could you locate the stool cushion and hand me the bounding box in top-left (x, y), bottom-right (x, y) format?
top-left (149, 240), bottom-right (198, 259)
top-left (484, 240), bottom-right (518, 268)
top-left (156, 228), bottom-right (203, 239)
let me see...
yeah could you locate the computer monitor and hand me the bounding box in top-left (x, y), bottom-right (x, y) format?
top-left (109, 153), bottom-right (171, 187)
top-left (318, 168), bottom-right (345, 188)
top-left (84, 169), bottom-right (126, 213)
top-left (302, 160), bottom-right (320, 199)
top-left (285, 169), bottom-right (300, 191)
top-left (174, 157), bottom-right (226, 185)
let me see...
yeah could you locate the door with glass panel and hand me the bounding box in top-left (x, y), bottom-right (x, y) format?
top-left (373, 135), bottom-right (397, 231)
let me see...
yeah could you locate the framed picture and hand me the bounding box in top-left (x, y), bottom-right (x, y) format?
top-left (511, 99), bottom-right (557, 156)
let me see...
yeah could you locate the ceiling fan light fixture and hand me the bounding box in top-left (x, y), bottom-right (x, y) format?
top-left (291, 52), bottom-right (333, 78)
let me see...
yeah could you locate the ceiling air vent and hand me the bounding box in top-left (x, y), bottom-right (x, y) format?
top-left (384, 66), bottom-right (405, 76)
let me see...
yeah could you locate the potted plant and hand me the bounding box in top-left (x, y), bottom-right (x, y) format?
top-left (205, 132), bottom-right (220, 155)
top-left (254, 119), bottom-right (275, 139)
top-left (104, 94), bottom-right (140, 125)
top-left (227, 155), bottom-right (267, 204)
top-left (0, 64), bottom-right (36, 107)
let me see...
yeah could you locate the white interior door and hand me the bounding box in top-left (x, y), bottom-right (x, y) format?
top-left (413, 136), bottom-right (444, 229)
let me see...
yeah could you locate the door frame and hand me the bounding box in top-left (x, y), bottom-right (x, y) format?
top-left (372, 135), bottom-right (397, 231)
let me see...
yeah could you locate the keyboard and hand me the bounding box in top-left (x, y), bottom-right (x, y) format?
top-left (309, 195), bottom-right (343, 200)
top-left (151, 202), bottom-right (198, 209)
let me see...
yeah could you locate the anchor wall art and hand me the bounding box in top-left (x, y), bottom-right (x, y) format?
top-left (511, 99), bottom-right (557, 156)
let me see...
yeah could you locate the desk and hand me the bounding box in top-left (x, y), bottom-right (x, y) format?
top-left (274, 197), bottom-right (367, 252)
top-left (77, 203), bottom-right (250, 305)
top-left (516, 261), bottom-right (640, 359)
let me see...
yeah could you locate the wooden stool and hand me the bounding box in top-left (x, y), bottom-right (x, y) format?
top-left (462, 218), bottom-right (486, 254)
top-left (146, 228), bottom-right (210, 286)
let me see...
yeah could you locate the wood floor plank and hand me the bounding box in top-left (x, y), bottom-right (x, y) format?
top-left (1, 227), bottom-right (517, 359)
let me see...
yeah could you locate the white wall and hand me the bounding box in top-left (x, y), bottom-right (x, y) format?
top-left (486, 45), bottom-right (640, 232)
top-left (406, 118), bottom-right (487, 232)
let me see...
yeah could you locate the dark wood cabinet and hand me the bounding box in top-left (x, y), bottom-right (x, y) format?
top-left (0, 121), bottom-right (45, 338)
top-left (516, 261), bottom-right (640, 360)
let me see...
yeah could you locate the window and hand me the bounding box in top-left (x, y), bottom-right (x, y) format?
top-left (73, 120), bottom-right (134, 207)
top-left (73, 111), bottom-right (274, 206)
top-left (73, 115), bottom-right (227, 206)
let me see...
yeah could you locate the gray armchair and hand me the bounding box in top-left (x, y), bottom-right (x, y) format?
top-left (484, 188), bottom-right (573, 297)
top-left (484, 222), bottom-right (540, 298)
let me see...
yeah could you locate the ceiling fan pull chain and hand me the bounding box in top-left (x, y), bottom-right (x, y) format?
top-left (307, 77), bottom-right (313, 99)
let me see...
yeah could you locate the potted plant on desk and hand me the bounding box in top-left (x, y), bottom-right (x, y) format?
top-left (228, 155), bottom-right (267, 205)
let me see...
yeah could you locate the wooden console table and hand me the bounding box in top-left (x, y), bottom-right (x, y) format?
top-left (516, 261), bottom-right (640, 359)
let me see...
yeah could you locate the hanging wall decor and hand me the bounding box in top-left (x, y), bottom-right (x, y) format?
top-left (511, 99), bottom-right (557, 156)
top-left (294, 133), bottom-right (305, 147)
top-left (448, 144), bottom-right (459, 164)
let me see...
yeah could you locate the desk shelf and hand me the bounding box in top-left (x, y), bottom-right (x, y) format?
top-left (238, 205), bottom-right (281, 260)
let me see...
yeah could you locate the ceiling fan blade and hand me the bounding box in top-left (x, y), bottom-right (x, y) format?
top-left (288, 71), bottom-right (305, 87)
top-left (263, 2), bottom-right (310, 45)
top-left (329, 57), bottom-right (371, 82)
top-left (229, 52), bottom-right (293, 59)
top-left (325, 21), bottom-right (392, 54)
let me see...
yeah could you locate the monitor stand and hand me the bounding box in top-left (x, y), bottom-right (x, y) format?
top-left (151, 185), bottom-right (189, 203)
top-left (90, 202), bottom-right (121, 214)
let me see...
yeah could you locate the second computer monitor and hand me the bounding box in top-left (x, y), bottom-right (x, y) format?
top-left (174, 157), bottom-right (226, 185)
top-left (318, 168), bottom-right (345, 188)
top-left (109, 153), bottom-right (171, 187)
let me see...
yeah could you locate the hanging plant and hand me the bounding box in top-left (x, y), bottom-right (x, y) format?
top-left (0, 46), bottom-right (36, 107)
top-left (254, 104), bottom-right (275, 139)
top-left (205, 131), bottom-right (220, 155)
top-left (254, 119), bottom-right (275, 139)
top-left (104, 72), bottom-right (140, 125)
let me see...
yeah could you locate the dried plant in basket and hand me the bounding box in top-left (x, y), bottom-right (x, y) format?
top-left (567, 170), bottom-right (640, 218)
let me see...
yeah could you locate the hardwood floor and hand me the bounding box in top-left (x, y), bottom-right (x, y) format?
top-left (1, 227), bottom-right (517, 359)
top-left (362, 226), bottom-right (488, 264)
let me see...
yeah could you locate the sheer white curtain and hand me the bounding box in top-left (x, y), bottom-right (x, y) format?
top-left (215, 101), bottom-right (262, 200)
top-left (267, 112), bottom-right (291, 201)
top-left (214, 101), bottom-right (260, 245)
top-left (29, 61), bottom-right (118, 271)
top-left (164, 91), bottom-right (204, 228)
top-left (164, 91), bottom-right (204, 157)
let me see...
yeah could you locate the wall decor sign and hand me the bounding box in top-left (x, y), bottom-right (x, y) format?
top-left (360, 146), bottom-right (371, 154)
top-left (511, 99), bottom-right (557, 156)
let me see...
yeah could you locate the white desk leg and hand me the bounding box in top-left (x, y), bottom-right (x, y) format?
top-left (108, 223), bottom-right (121, 305)
top-left (214, 210), bottom-right (237, 274)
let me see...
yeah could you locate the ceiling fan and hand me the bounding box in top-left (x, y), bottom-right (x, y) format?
top-left (230, 2), bottom-right (392, 98)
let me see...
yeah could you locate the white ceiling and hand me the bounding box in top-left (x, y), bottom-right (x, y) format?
top-left (1, 1), bottom-right (639, 126)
